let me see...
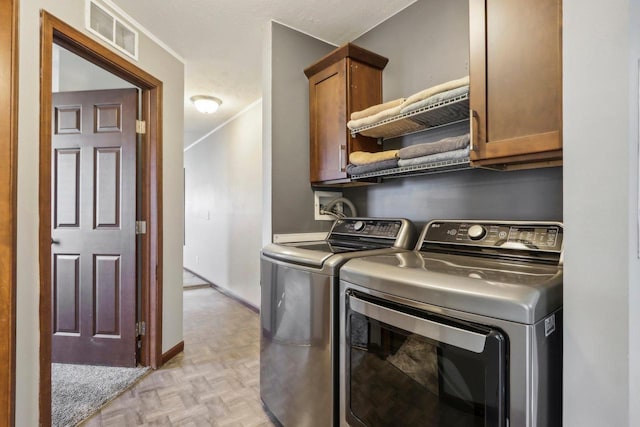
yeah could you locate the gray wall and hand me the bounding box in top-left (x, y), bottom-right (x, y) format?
top-left (184, 101), bottom-right (263, 307)
top-left (263, 22), bottom-right (335, 241)
top-left (344, 0), bottom-right (563, 226)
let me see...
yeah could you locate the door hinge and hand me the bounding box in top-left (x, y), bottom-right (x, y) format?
top-left (136, 321), bottom-right (146, 337)
top-left (135, 220), bottom-right (147, 235)
top-left (136, 120), bottom-right (146, 134)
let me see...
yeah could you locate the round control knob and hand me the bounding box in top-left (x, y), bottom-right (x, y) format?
top-left (467, 224), bottom-right (487, 240)
top-left (353, 220), bottom-right (365, 231)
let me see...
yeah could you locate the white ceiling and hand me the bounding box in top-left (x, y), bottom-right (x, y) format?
top-left (108, 0), bottom-right (417, 147)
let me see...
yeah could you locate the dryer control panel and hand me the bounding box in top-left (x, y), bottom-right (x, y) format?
top-left (422, 220), bottom-right (564, 255)
top-left (331, 218), bottom-right (403, 239)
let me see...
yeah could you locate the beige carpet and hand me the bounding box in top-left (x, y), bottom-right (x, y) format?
top-left (52, 363), bottom-right (149, 427)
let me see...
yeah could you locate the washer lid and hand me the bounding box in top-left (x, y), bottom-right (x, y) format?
top-left (340, 251), bottom-right (562, 324)
top-left (261, 242), bottom-right (334, 268)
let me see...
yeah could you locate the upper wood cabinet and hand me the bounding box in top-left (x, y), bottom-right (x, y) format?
top-left (469, 0), bottom-right (562, 169)
top-left (304, 44), bottom-right (388, 185)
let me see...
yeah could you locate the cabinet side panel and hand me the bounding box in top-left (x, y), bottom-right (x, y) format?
top-left (348, 59), bottom-right (383, 154)
top-left (485, 0), bottom-right (561, 142)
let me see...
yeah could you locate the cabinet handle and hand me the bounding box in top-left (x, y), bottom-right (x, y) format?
top-left (339, 144), bottom-right (347, 172)
top-left (470, 109), bottom-right (479, 152)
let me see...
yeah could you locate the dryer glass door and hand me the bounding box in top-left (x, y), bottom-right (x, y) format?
top-left (345, 291), bottom-right (507, 427)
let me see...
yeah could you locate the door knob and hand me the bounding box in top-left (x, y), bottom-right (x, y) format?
top-left (51, 238), bottom-right (59, 244)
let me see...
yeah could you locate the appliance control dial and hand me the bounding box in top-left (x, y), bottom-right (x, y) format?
top-left (353, 220), bottom-right (365, 231)
top-left (467, 224), bottom-right (487, 240)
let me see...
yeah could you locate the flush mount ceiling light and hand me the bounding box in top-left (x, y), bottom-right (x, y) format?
top-left (190, 95), bottom-right (222, 114)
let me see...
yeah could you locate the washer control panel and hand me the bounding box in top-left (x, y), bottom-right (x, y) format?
top-left (423, 221), bottom-right (563, 253)
top-left (331, 218), bottom-right (403, 239)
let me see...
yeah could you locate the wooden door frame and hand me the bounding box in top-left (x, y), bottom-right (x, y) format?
top-left (39, 11), bottom-right (164, 424)
top-left (0, 0), bottom-right (19, 425)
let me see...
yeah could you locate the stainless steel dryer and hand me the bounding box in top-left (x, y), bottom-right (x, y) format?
top-left (260, 218), bottom-right (417, 427)
top-left (339, 220), bottom-right (563, 427)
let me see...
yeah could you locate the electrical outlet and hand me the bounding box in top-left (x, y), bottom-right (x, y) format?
top-left (314, 191), bottom-right (342, 221)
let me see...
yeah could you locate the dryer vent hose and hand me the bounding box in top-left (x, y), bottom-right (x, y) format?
top-left (321, 197), bottom-right (358, 218)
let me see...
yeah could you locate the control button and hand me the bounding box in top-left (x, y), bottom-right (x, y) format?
top-left (468, 224), bottom-right (487, 240)
top-left (353, 220), bottom-right (365, 231)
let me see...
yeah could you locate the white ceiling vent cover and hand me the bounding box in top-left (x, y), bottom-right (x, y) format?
top-left (86, 0), bottom-right (138, 60)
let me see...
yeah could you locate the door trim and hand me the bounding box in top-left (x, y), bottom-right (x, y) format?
top-left (39, 11), bottom-right (164, 425)
top-left (0, 0), bottom-right (19, 425)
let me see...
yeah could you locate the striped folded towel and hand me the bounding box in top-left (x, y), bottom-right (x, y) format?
top-left (400, 76), bottom-right (470, 110)
top-left (347, 106), bottom-right (403, 130)
top-left (347, 158), bottom-right (399, 176)
top-left (350, 98), bottom-right (405, 121)
top-left (349, 150), bottom-right (399, 165)
top-left (397, 147), bottom-right (470, 167)
top-left (398, 134), bottom-right (470, 160)
top-left (400, 85), bottom-right (469, 115)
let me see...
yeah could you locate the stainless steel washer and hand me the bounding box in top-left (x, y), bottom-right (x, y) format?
top-left (260, 218), bottom-right (417, 427)
top-left (339, 220), bottom-right (564, 427)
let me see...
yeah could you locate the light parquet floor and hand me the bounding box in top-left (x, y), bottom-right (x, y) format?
top-left (81, 287), bottom-right (276, 427)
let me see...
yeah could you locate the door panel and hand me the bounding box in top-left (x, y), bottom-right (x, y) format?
top-left (95, 147), bottom-right (121, 227)
top-left (54, 149), bottom-right (80, 228)
top-left (94, 255), bottom-right (120, 336)
top-left (53, 254), bottom-right (80, 334)
top-left (51, 88), bottom-right (137, 367)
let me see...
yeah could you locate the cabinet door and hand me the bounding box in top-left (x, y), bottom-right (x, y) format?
top-left (469, 0), bottom-right (562, 167)
top-left (308, 60), bottom-right (348, 183)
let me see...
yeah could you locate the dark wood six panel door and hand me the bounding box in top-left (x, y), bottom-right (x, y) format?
top-left (51, 88), bottom-right (138, 367)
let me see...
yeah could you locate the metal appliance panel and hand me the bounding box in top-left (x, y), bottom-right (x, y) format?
top-left (261, 242), bottom-right (333, 268)
top-left (260, 258), bottom-right (334, 427)
top-left (260, 217), bottom-right (417, 426)
top-left (339, 281), bottom-right (563, 427)
top-left (339, 251), bottom-right (562, 324)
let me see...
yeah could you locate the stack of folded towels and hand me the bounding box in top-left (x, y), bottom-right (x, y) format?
top-left (346, 133), bottom-right (470, 176)
top-left (346, 149), bottom-right (399, 176)
top-left (397, 133), bottom-right (470, 167)
top-left (398, 76), bottom-right (469, 115)
top-left (346, 76), bottom-right (470, 137)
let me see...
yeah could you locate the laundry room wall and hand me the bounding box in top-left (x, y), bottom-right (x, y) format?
top-left (15, 1), bottom-right (184, 424)
top-left (183, 100), bottom-right (263, 307)
top-left (262, 21), bottom-right (335, 243)
top-left (342, 0), bottom-right (563, 227)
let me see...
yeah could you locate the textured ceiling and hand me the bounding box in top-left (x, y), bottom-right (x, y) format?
top-left (108, 0), bottom-right (416, 147)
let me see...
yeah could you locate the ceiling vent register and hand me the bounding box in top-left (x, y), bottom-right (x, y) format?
top-left (85, 0), bottom-right (139, 60)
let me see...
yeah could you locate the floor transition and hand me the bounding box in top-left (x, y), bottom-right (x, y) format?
top-left (82, 286), bottom-right (275, 426)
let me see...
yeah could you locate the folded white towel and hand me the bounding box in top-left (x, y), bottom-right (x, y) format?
top-left (400, 85), bottom-right (469, 115)
top-left (347, 105), bottom-right (403, 130)
top-left (350, 98), bottom-right (405, 121)
top-left (400, 76), bottom-right (470, 110)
